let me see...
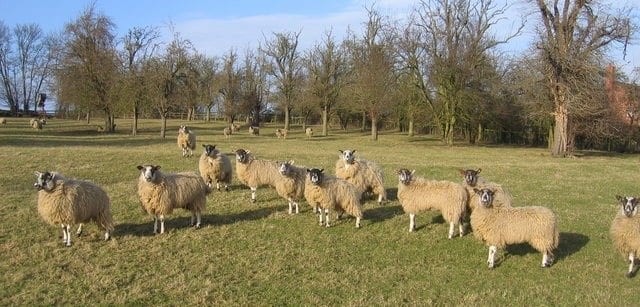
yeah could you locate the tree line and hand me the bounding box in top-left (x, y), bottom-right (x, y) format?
top-left (0, 0), bottom-right (637, 155)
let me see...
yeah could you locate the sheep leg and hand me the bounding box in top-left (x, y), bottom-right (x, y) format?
top-left (627, 253), bottom-right (636, 278)
top-left (294, 201), bottom-right (299, 214)
top-left (318, 208), bottom-right (324, 225)
top-left (447, 223), bottom-right (456, 239)
top-left (104, 230), bottom-right (110, 241)
top-left (355, 217), bottom-right (361, 228)
top-left (159, 215), bottom-right (165, 234)
top-left (458, 223), bottom-right (465, 237)
top-left (324, 209), bottom-right (331, 227)
top-left (191, 212), bottom-right (201, 229)
top-left (288, 199), bottom-right (293, 215)
top-left (76, 224), bottom-right (83, 236)
top-left (216, 182), bottom-right (221, 191)
top-left (377, 194), bottom-right (383, 204)
top-left (488, 246), bottom-right (497, 269)
top-left (61, 224), bottom-right (68, 244)
top-left (250, 187), bottom-right (257, 203)
top-left (64, 225), bottom-right (72, 247)
top-left (542, 252), bottom-right (554, 268)
top-left (409, 213), bottom-right (416, 232)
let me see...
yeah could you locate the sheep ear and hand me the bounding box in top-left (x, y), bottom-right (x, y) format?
top-left (289, 160), bottom-right (295, 165)
top-left (410, 170), bottom-right (416, 176)
top-left (34, 171), bottom-right (42, 177)
top-left (352, 150), bottom-right (357, 154)
top-left (473, 188), bottom-right (481, 195)
top-left (616, 195), bottom-right (624, 202)
top-left (202, 144), bottom-right (206, 148)
top-left (155, 165), bottom-right (161, 170)
top-left (458, 169), bottom-right (465, 176)
top-left (306, 169), bottom-right (311, 173)
top-left (476, 168), bottom-right (482, 174)
top-left (338, 150), bottom-right (343, 154)
top-left (136, 165), bottom-right (143, 171)
top-left (319, 168), bottom-right (324, 173)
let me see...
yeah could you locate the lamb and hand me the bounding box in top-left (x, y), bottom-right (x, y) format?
top-left (459, 168), bottom-right (513, 211)
top-left (234, 148), bottom-right (281, 202)
top-left (136, 165), bottom-right (210, 234)
top-left (276, 160), bottom-right (306, 214)
top-left (33, 171), bottom-right (113, 247)
top-left (610, 195), bottom-right (640, 277)
top-left (275, 128), bottom-right (288, 139)
top-left (335, 149), bottom-right (386, 204)
top-left (304, 168), bottom-right (363, 228)
top-left (396, 169), bottom-right (467, 239)
top-left (249, 126), bottom-right (260, 136)
top-left (199, 144), bottom-right (233, 191)
top-left (471, 188), bottom-right (559, 268)
top-left (305, 127), bottom-right (313, 138)
top-left (177, 125), bottom-right (196, 157)
top-left (223, 126), bottom-right (232, 138)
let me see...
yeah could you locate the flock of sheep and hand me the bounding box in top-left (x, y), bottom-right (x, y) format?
top-left (31, 124), bottom-right (640, 277)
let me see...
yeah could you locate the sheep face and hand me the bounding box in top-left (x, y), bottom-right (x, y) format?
top-left (178, 125), bottom-right (189, 134)
top-left (203, 144), bottom-right (219, 158)
top-left (474, 188), bottom-right (495, 208)
top-left (137, 165), bottom-right (161, 183)
top-left (306, 168), bottom-right (324, 185)
top-left (235, 149), bottom-right (250, 164)
top-left (278, 161), bottom-right (294, 176)
top-left (33, 171), bottom-right (56, 192)
top-left (339, 149), bottom-right (357, 164)
top-left (460, 168), bottom-right (482, 186)
top-left (616, 195), bottom-right (638, 218)
top-left (397, 168), bottom-right (415, 185)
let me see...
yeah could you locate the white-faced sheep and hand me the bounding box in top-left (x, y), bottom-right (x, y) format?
top-left (459, 168), bottom-right (512, 211)
top-left (304, 168), bottom-right (363, 228)
top-left (199, 144), bottom-right (233, 191)
top-left (335, 149), bottom-right (386, 204)
top-left (275, 128), bottom-right (288, 139)
top-left (223, 126), bottom-right (232, 138)
top-left (249, 126), bottom-right (260, 136)
top-left (305, 127), bottom-right (313, 138)
top-left (611, 195), bottom-right (640, 277)
top-left (136, 165), bottom-right (210, 234)
top-left (396, 169), bottom-right (467, 239)
top-left (471, 188), bottom-right (559, 268)
top-left (276, 160), bottom-right (306, 214)
top-left (177, 125), bottom-right (196, 157)
top-left (235, 149), bottom-right (281, 202)
top-left (33, 171), bottom-right (113, 247)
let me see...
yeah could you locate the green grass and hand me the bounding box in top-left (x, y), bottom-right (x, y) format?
top-left (1, 117), bottom-right (639, 305)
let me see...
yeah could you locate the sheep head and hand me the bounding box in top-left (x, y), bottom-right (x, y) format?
top-left (397, 168), bottom-right (415, 185)
top-left (137, 165), bottom-right (161, 183)
top-left (278, 160), bottom-right (295, 176)
top-left (202, 144), bottom-right (219, 158)
top-left (235, 149), bottom-right (251, 163)
top-left (33, 171), bottom-right (57, 191)
top-left (616, 195), bottom-right (638, 218)
top-left (178, 125), bottom-right (189, 134)
top-left (339, 149), bottom-right (356, 164)
top-left (474, 188), bottom-right (495, 208)
top-left (306, 168), bottom-right (324, 185)
top-left (460, 168), bottom-right (482, 186)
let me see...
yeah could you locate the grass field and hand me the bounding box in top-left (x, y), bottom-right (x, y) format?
top-left (1, 117), bottom-right (639, 305)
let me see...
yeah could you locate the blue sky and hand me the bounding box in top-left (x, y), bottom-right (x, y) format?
top-left (1, 0), bottom-right (638, 77)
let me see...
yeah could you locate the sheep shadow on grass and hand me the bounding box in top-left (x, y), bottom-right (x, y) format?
top-left (365, 205), bottom-right (404, 224)
top-left (503, 232), bottom-right (589, 262)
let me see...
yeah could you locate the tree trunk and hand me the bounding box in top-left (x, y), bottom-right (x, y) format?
top-left (361, 112), bottom-right (366, 132)
top-left (86, 111), bottom-right (91, 124)
top-left (408, 119), bottom-right (414, 137)
top-left (206, 105), bottom-right (212, 122)
top-left (284, 107), bottom-right (290, 131)
top-left (322, 105), bottom-right (329, 136)
top-left (132, 105), bottom-right (138, 136)
top-left (551, 98), bottom-right (571, 157)
top-left (371, 116), bottom-right (378, 141)
top-left (476, 123), bottom-right (483, 143)
top-left (160, 114), bottom-right (167, 139)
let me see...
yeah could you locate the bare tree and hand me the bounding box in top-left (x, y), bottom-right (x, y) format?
top-left (262, 30), bottom-right (303, 131)
top-left (217, 49), bottom-right (242, 124)
top-left (534, 0), bottom-right (634, 156)
top-left (239, 49), bottom-right (269, 127)
top-left (0, 21), bottom-right (18, 113)
top-left (192, 53), bottom-right (219, 122)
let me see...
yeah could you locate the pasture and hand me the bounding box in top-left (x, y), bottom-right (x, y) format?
top-left (0, 117), bottom-right (639, 305)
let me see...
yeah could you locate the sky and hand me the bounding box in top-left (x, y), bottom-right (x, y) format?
top-left (0, 0), bottom-right (638, 77)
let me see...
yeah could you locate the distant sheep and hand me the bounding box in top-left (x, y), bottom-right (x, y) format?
top-left (0, 117), bottom-right (6, 125)
top-left (235, 149), bottom-right (280, 202)
top-left (34, 171), bottom-right (113, 246)
top-left (611, 195), bottom-right (640, 277)
top-left (304, 168), bottom-right (363, 228)
top-left (396, 169), bottom-right (467, 239)
top-left (230, 123), bottom-right (240, 133)
top-left (459, 168), bottom-right (512, 211)
top-left (276, 160), bottom-right (306, 214)
top-left (137, 165), bottom-right (209, 234)
top-left (305, 127), bottom-right (313, 138)
top-left (335, 149), bottom-right (386, 204)
top-left (177, 125), bottom-right (196, 157)
top-left (30, 118), bottom-right (44, 129)
top-left (471, 188), bottom-right (559, 268)
top-left (275, 128), bottom-right (288, 139)
top-left (223, 126), bottom-right (232, 138)
top-left (199, 144), bottom-right (233, 191)
top-left (249, 126), bottom-right (260, 136)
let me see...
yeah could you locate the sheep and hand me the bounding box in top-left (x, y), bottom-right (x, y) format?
top-left (0, 117), bottom-right (6, 125)
top-left (275, 128), bottom-right (288, 139)
top-left (234, 148), bottom-right (281, 202)
top-left (177, 125), bottom-right (196, 157)
top-left (30, 118), bottom-right (43, 130)
top-left (610, 195), bottom-right (640, 277)
top-left (223, 126), bottom-right (232, 138)
top-left (335, 149), bottom-right (386, 204)
top-left (304, 168), bottom-right (363, 228)
top-left (396, 168), bottom-right (467, 239)
top-left (136, 165), bottom-right (210, 234)
top-left (33, 171), bottom-right (113, 247)
top-left (276, 160), bottom-right (307, 214)
top-left (459, 168), bottom-right (513, 211)
top-left (249, 126), bottom-right (260, 136)
top-left (471, 188), bottom-right (559, 268)
top-left (199, 144), bottom-right (233, 191)
top-left (230, 123), bottom-right (240, 133)
top-left (305, 127), bottom-right (313, 138)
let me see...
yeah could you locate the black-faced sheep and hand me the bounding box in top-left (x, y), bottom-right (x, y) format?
top-left (276, 160), bottom-right (306, 214)
top-left (335, 149), bottom-right (386, 204)
top-left (234, 149), bottom-right (280, 202)
top-left (199, 144), bottom-right (233, 191)
top-left (249, 126), bottom-right (260, 136)
top-left (459, 168), bottom-right (512, 211)
top-left (177, 125), bottom-right (196, 157)
top-left (136, 165), bottom-right (210, 234)
top-left (304, 168), bottom-right (363, 228)
top-left (611, 195), bottom-right (640, 277)
top-left (34, 171), bottom-right (113, 246)
top-left (471, 188), bottom-right (559, 269)
top-left (396, 169), bottom-right (467, 239)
